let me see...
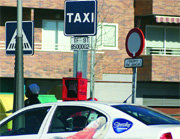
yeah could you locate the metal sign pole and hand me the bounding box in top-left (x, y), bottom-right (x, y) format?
top-left (125, 28), bottom-right (145, 104)
top-left (132, 67), bottom-right (137, 104)
top-left (13, 0), bottom-right (24, 112)
top-left (73, 48), bottom-right (88, 78)
top-left (90, 37), bottom-right (95, 100)
top-left (77, 50), bottom-right (83, 74)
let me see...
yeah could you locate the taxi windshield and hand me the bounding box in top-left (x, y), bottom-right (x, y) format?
top-left (112, 105), bottom-right (180, 125)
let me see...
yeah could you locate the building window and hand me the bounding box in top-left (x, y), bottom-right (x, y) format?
top-left (145, 25), bottom-right (180, 55)
top-left (93, 23), bottom-right (118, 50)
top-left (42, 21), bottom-right (118, 51)
top-left (42, 20), bottom-right (71, 51)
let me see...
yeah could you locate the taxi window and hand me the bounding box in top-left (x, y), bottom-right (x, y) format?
top-left (48, 106), bottom-right (106, 133)
top-left (0, 107), bottom-right (51, 136)
top-left (112, 105), bottom-right (180, 125)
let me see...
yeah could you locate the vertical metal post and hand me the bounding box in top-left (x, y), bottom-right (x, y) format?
top-left (73, 48), bottom-right (88, 78)
top-left (90, 37), bottom-right (95, 100)
top-left (13, 0), bottom-right (24, 112)
top-left (77, 50), bottom-right (83, 74)
top-left (82, 50), bottom-right (88, 78)
top-left (73, 50), bottom-right (78, 77)
top-left (132, 67), bottom-right (137, 104)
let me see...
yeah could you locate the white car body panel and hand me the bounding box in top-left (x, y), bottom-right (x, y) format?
top-left (0, 101), bottom-right (180, 139)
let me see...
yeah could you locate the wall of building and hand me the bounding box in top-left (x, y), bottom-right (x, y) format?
top-left (0, 50), bottom-right (74, 78)
top-left (0, 0), bottom-right (135, 80)
top-left (135, 0), bottom-right (180, 82)
top-left (87, 74), bottom-right (132, 103)
top-left (135, 0), bottom-right (152, 16)
top-left (135, 0), bottom-right (180, 16)
top-left (153, 0), bottom-right (180, 16)
top-left (0, 0), bottom-right (179, 118)
top-left (0, 0), bottom-right (64, 9)
top-left (138, 55), bottom-right (180, 82)
top-left (89, 82), bottom-right (132, 102)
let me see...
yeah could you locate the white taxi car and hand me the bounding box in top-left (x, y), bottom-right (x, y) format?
top-left (0, 101), bottom-right (180, 139)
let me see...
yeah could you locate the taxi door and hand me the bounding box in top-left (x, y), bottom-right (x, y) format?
top-left (0, 105), bottom-right (53, 139)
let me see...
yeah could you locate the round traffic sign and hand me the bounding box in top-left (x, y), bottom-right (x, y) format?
top-left (125, 28), bottom-right (145, 58)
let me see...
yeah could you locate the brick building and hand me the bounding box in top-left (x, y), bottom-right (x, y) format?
top-left (0, 0), bottom-right (179, 118)
top-left (135, 0), bottom-right (180, 119)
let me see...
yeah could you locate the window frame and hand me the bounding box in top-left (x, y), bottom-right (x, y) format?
top-left (42, 19), bottom-right (71, 52)
top-left (0, 106), bottom-right (51, 136)
top-left (94, 22), bottom-right (119, 50)
top-left (48, 105), bottom-right (107, 133)
top-left (145, 25), bottom-right (180, 56)
top-left (112, 105), bottom-right (180, 125)
top-left (42, 20), bottom-right (119, 51)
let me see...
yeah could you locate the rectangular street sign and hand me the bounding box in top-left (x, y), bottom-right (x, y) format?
top-left (124, 58), bottom-right (143, 68)
top-left (71, 36), bottom-right (89, 50)
top-left (5, 21), bottom-right (34, 55)
top-left (64, 0), bottom-right (97, 36)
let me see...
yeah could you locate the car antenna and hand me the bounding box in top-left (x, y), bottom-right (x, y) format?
top-left (123, 94), bottom-right (132, 103)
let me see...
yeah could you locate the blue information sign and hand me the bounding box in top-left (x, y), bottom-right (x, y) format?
top-left (5, 21), bottom-right (34, 55)
top-left (64, 0), bottom-right (97, 36)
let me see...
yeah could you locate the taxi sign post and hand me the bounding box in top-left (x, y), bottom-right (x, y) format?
top-left (64, 0), bottom-right (97, 100)
top-left (125, 28), bottom-right (145, 104)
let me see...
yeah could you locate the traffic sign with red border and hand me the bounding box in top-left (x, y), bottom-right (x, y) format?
top-left (125, 28), bottom-right (145, 58)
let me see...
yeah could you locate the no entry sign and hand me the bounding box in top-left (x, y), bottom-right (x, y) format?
top-left (125, 28), bottom-right (145, 58)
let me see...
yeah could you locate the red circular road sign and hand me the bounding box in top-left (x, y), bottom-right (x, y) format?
top-left (125, 28), bottom-right (145, 58)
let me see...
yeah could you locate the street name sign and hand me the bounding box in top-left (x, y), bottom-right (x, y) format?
top-left (5, 21), bottom-right (34, 55)
top-left (124, 58), bottom-right (143, 68)
top-left (64, 0), bottom-right (97, 36)
top-left (71, 36), bottom-right (89, 50)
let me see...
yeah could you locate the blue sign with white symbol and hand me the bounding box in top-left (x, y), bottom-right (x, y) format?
top-left (5, 21), bottom-right (34, 55)
top-left (64, 0), bottom-right (97, 36)
top-left (112, 118), bottom-right (133, 133)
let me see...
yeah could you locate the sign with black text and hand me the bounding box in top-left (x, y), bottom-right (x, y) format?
top-left (71, 37), bottom-right (89, 50)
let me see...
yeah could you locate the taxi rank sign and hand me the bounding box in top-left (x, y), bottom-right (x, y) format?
top-left (64, 0), bottom-right (97, 36)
